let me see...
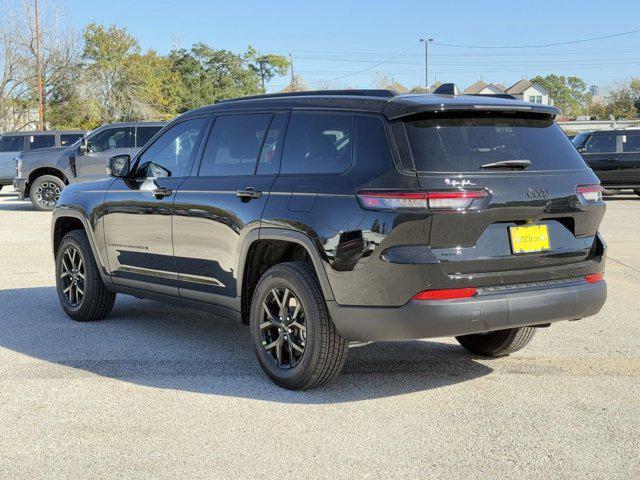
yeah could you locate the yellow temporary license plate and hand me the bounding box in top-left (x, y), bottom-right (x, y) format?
top-left (509, 224), bottom-right (550, 254)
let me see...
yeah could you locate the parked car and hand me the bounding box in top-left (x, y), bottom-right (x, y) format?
top-left (0, 130), bottom-right (85, 189)
top-left (572, 129), bottom-right (640, 196)
top-left (14, 122), bottom-right (165, 210)
top-left (51, 88), bottom-right (607, 389)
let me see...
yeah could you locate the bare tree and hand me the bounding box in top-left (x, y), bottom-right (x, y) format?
top-left (0, 0), bottom-right (80, 132)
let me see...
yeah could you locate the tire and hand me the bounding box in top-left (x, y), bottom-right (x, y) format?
top-left (602, 188), bottom-right (619, 197)
top-left (30, 174), bottom-right (65, 211)
top-left (250, 262), bottom-right (348, 390)
top-left (455, 327), bottom-right (536, 357)
top-left (634, 188), bottom-right (640, 197)
top-left (55, 229), bottom-right (116, 321)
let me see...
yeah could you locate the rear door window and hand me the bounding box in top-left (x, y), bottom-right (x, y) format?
top-left (404, 113), bottom-right (588, 172)
top-left (136, 126), bottom-right (163, 147)
top-left (60, 133), bottom-right (84, 146)
top-left (281, 112), bottom-right (353, 174)
top-left (0, 135), bottom-right (24, 152)
top-left (198, 114), bottom-right (272, 176)
top-left (585, 134), bottom-right (617, 154)
top-left (622, 134), bottom-right (640, 153)
top-left (28, 134), bottom-right (55, 150)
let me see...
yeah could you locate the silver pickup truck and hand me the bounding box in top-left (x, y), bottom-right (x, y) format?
top-left (1, 130), bottom-right (85, 188)
top-left (13, 122), bottom-right (165, 210)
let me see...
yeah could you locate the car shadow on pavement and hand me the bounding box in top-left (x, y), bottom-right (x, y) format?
top-left (0, 286), bottom-right (493, 403)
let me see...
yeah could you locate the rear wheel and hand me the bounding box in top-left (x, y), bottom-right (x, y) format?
top-left (30, 174), bottom-right (65, 211)
top-left (55, 229), bottom-right (115, 321)
top-left (250, 262), bottom-right (348, 390)
top-left (456, 327), bottom-right (536, 357)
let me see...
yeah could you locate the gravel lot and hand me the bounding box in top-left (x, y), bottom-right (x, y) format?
top-left (0, 186), bottom-right (638, 479)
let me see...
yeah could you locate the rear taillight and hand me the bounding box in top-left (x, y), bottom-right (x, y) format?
top-left (357, 190), bottom-right (489, 212)
top-left (576, 185), bottom-right (603, 204)
top-left (585, 273), bottom-right (604, 283)
top-left (412, 287), bottom-right (477, 300)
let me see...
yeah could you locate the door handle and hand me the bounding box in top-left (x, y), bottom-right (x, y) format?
top-left (152, 187), bottom-right (173, 199)
top-left (236, 187), bottom-right (262, 199)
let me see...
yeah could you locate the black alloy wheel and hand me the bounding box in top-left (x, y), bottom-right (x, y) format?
top-left (260, 287), bottom-right (307, 369)
top-left (59, 245), bottom-right (86, 307)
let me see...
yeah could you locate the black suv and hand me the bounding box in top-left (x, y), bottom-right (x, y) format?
top-left (572, 129), bottom-right (640, 195)
top-left (51, 89), bottom-right (607, 389)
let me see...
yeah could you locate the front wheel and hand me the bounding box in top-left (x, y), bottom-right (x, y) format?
top-left (456, 327), bottom-right (536, 357)
top-left (250, 262), bottom-right (348, 390)
top-left (30, 174), bottom-right (65, 211)
top-left (55, 229), bottom-right (116, 321)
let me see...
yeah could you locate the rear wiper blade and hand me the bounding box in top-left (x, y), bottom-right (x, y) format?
top-left (480, 160), bottom-right (531, 170)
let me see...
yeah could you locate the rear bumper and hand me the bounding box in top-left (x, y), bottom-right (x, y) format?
top-left (327, 279), bottom-right (607, 341)
top-left (13, 177), bottom-right (26, 199)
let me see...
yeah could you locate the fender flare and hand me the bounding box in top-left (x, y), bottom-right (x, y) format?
top-left (237, 228), bottom-right (335, 301)
top-left (51, 207), bottom-right (112, 284)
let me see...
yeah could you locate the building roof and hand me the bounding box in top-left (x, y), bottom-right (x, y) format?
top-left (494, 83), bottom-right (507, 92)
top-left (507, 79), bottom-right (533, 94)
top-left (384, 81), bottom-right (409, 94)
top-left (463, 80), bottom-right (489, 94)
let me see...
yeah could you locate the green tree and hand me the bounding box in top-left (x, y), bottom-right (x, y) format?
top-left (168, 43), bottom-right (262, 111)
top-left (246, 46), bottom-right (290, 91)
top-left (531, 74), bottom-right (588, 116)
top-left (605, 83), bottom-right (637, 119)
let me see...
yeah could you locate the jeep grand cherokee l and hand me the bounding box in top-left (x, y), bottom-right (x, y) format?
top-left (51, 88), bottom-right (607, 389)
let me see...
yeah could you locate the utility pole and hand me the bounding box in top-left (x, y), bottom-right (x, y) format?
top-left (289, 51), bottom-right (295, 87)
top-left (419, 37), bottom-right (433, 90)
top-left (34, 0), bottom-right (44, 130)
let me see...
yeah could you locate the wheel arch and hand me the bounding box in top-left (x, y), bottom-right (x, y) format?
top-left (28, 167), bottom-right (68, 187)
top-left (238, 228), bottom-right (335, 323)
top-left (51, 209), bottom-right (112, 285)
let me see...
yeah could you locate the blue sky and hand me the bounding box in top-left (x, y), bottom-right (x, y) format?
top-left (59, 0), bottom-right (640, 93)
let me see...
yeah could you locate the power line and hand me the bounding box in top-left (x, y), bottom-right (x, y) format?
top-left (325, 44), bottom-right (420, 82)
top-left (431, 28), bottom-right (640, 49)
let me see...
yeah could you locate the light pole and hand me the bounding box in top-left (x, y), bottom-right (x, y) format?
top-left (419, 37), bottom-right (434, 90)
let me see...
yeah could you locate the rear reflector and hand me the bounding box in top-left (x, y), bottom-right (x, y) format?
top-left (585, 273), bottom-right (604, 283)
top-left (576, 185), bottom-right (603, 204)
top-left (357, 190), bottom-right (489, 211)
top-left (413, 287), bottom-right (477, 300)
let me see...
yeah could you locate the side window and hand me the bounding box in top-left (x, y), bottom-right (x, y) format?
top-left (355, 115), bottom-right (393, 170)
top-left (622, 134), bottom-right (640, 153)
top-left (136, 126), bottom-right (162, 147)
top-left (585, 134), bottom-right (616, 153)
top-left (87, 127), bottom-right (133, 153)
top-left (60, 133), bottom-right (84, 146)
top-left (257, 112), bottom-right (288, 175)
top-left (198, 114), bottom-right (272, 176)
top-left (29, 134), bottom-right (55, 150)
top-left (281, 112), bottom-right (353, 174)
top-left (136, 117), bottom-right (206, 178)
top-left (0, 135), bottom-right (24, 152)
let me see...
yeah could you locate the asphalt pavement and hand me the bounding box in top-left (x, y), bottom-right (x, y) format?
top-left (0, 186), bottom-right (638, 479)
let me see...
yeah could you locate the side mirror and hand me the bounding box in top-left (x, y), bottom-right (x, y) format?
top-left (78, 137), bottom-right (88, 155)
top-left (107, 154), bottom-right (130, 178)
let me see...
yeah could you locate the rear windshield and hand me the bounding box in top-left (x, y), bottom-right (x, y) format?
top-left (404, 113), bottom-right (588, 172)
top-left (571, 132), bottom-right (590, 148)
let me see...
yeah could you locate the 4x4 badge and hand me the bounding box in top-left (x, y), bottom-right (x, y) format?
top-left (527, 188), bottom-right (549, 198)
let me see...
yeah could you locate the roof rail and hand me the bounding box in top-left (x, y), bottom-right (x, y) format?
top-left (464, 93), bottom-right (517, 100)
top-left (217, 89), bottom-right (397, 103)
